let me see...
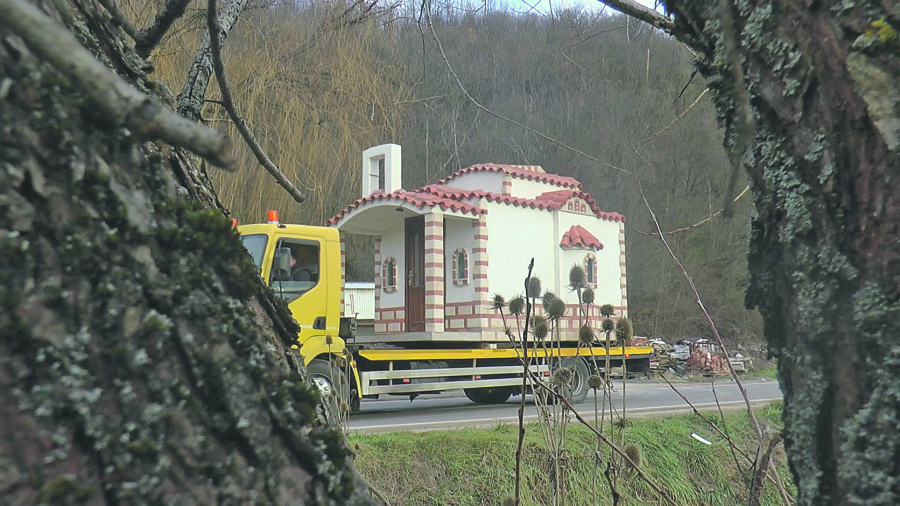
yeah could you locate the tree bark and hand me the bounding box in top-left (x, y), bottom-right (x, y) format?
top-left (177, 0), bottom-right (250, 121)
top-left (653, 2), bottom-right (900, 505)
top-left (0, 0), bottom-right (374, 503)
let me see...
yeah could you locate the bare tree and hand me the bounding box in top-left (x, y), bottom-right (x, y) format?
top-left (0, 0), bottom-right (375, 503)
top-left (599, 1), bottom-right (900, 504)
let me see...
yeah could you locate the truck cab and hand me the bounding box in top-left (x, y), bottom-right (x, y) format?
top-left (236, 211), bottom-right (353, 365)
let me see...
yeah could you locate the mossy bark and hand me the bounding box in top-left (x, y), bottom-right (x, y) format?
top-left (664, 1), bottom-right (900, 504)
top-left (0, 0), bottom-right (373, 504)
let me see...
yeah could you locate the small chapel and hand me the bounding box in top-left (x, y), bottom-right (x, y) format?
top-left (327, 144), bottom-right (627, 342)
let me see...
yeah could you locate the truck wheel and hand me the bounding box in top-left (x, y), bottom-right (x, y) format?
top-left (560, 357), bottom-right (589, 405)
top-left (307, 360), bottom-right (349, 419)
top-left (464, 386), bottom-right (513, 404)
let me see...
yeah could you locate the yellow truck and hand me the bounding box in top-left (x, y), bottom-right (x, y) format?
top-left (237, 211), bottom-right (653, 411)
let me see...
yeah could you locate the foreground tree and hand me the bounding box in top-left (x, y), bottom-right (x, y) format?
top-left (601, 1), bottom-right (899, 504)
top-left (0, 0), bottom-right (374, 503)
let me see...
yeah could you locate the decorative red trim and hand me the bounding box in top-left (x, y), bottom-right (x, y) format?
top-left (421, 185), bottom-right (625, 223)
top-left (581, 252), bottom-right (599, 288)
top-left (327, 190), bottom-right (486, 226)
top-left (382, 257), bottom-right (398, 292)
top-left (451, 248), bottom-right (469, 286)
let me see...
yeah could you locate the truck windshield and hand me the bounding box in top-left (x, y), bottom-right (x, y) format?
top-left (270, 239), bottom-right (320, 302)
top-left (240, 234), bottom-right (268, 269)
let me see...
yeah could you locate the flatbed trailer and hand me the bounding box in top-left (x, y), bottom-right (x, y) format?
top-left (352, 344), bottom-right (654, 404)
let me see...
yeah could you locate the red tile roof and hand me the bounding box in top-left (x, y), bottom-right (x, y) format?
top-left (327, 166), bottom-right (625, 227)
top-left (560, 225), bottom-right (604, 251)
top-left (325, 189), bottom-right (485, 226)
top-left (433, 163), bottom-right (582, 189)
top-left (420, 186), bottom-right (624, 222)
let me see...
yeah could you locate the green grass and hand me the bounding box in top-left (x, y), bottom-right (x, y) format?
top-left (753, 363), bottom-right (779, 379)
top-left (350, 401), bottom-right (794, 505)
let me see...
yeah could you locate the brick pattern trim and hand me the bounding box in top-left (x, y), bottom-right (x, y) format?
top-left (444, 301), bottom-right (628, 338)
top-left (472, 217), bottom-right (489, 315)
top-left (374, 237), bottom-right (382, 313)
top-left (374, 305), bottom-right (405, 333)
top-left (452, 248), bottom-right (469, 285)
top-left (424, 213), bottom-right (444, 332)
top-left (477, 303), bottom-right (628, 336)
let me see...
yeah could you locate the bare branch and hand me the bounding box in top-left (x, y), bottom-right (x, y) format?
top-left (639, 184), bottom-right (762, 438)
top-left (96, 0), bottom-right (192, 58)
top-left (207, 0), bottom-right (306, 203)
top-left (136, 0), bottom-right (193, 58)
top-left (515, 258), bottom-right (535, 506)
top-left (0, 0), bottom-right (234, 168)
top-left (595, 0), bottom-right (674, 35)
top-left (95, 0), bottom-right (140, 41)
top-left (642, 88), bottom-right (709, 145)
top-left (178, 0), bottom-right (251, 121)
top-left (634, 185), bottom-right (750, 236)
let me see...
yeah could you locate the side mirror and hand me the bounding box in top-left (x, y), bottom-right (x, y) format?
top-left (273, 247), bottom-right (292, 280)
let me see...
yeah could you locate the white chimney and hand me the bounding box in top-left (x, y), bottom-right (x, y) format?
top-left (362, 144), bottom-right (401, 198)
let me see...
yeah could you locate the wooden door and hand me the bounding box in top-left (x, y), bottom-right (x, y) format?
top-left (405, 216), bottom-right (425, 332)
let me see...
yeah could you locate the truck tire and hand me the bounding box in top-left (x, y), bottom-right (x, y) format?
top-left (560, 357), bottom-right (589, 405)
top-left (307, 360), bottom-right (349, 420)
top-left (464, 386), bottom-right (513, 404)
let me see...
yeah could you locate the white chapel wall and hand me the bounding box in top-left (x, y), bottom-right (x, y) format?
top-left (485, 203), bottom-right (557, 300)
top-left (378, 224), bottom-right (406, 312)
top-left (556, 209), bottom-right (624, 307)
top-left (444, 217), bottom-right (476, 304)
top-left (508, 177), bottom-right (569, 199)
top-left (444, 171), bottom-right (505, 193)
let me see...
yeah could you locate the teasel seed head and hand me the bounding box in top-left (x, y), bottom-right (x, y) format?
top-left (579, 324), bottom-right (595, 345)
top-left (527, 277), bottom-right (542, 298)
top-left (581, 287), bottom-right (595, 305)
top-left (569, 264), bottom-right (586, 288)
top-left (508, 295), bottom-right (525, 315)
top-left (547, 297), bottom-right (567, 320)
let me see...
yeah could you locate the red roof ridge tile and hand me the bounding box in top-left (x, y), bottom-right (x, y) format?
top-left (326, 189), bottom-right (485, 226)
top-left (434, 163), bottom-right (581, 189)
top-left (560, 225), bottom-right (604, 251)
top-left (328, 179), bottom-right (626, 227)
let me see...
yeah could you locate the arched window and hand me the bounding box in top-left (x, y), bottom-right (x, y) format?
top-left (452, 248), bottom-right (469, 286)
top-left (584, 253), bottom-right (598, 288)
top-left (382, 257), bottom-right (397, 292)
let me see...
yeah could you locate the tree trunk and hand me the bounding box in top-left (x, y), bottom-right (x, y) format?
top-left (661, 2), bottom-right (900, 504)
top-left (0, 0), bottom-right (373, 503)
top-left (177, 0), bottom-right (250, 121)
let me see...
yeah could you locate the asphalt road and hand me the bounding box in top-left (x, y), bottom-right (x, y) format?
top-left (349, 379), bottom-right (782, 433)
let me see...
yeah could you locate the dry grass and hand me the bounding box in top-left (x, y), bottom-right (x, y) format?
top-left (121, 0), bottom-right (409, 226)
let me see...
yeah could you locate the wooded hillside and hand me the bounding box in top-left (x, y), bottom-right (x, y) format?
top-left (146, 1), bottom-right (761, 344)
